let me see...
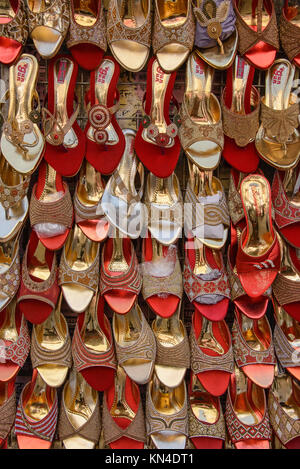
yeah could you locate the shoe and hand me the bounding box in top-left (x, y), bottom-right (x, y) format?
top-left (255, 59), bottom-right (300, 170)
top-left (68, 0), bottom-right (107, 71)
top-left (72, 294), bottom-right (116, 391)
top-left (15, 369), bottom-right (58, 449)
top-left (236, 174), bottom-right (280, 298)
top-left (100, 236), bottom-right (142, 315)
top-left (1, 53), bottom-right (44, 175)
top-left (59, 224), bottom-right (100, 313)
top-left (0, 0), bottom-right (28, 65)
top-left (43, 54), bottom-right (85, 177)
top-left (222, 55), bottom-right (260, 173)
top-left (152, 0), bottom-right (195, 73)
top-left (225, 366), bottom-right (271, 449)
top-left (85, 57), bottom-right (125, 175)
top-left (58, 369), bottom-right (101, 449)
top-left (0, 233), bottom-right (20, 313)
top-left (113, 302), bottom-right (156, 385)
top-left (179, 53), bottom-right (223, 171)
top-left (29, 161), bottom-right (73, 251)
top-left (26, 0), bottom-right (69, 59)
top-left (233, 0), bottom-right (279, 70)
top-left (0, 378), bottom-right (16, 448)
top-left (134, 56), bottom-right (181, 178)
top-left (74, 160), bottom-right (109, 243)
top-left (103, 366), bottom-right (146, 449)
top-left (194, 0), bottom-right (238, 70)
top-left (107, 0), bottom-right (152, 72)
top-left (31, 294), bottom-right (72, 388)
top-left (280, 0), bottom-right (300, 68)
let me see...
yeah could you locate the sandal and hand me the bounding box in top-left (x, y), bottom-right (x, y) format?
top-left (0, 233), bottom-right (20, 313)
top-left (233, 0), bottom-right (279, 70)
top-left (273, 235), bottom-right (300, 322)
top-left (0, 0), bottom-right (28, 65)
top-left (59, 225), bottom-right (100, 313)
top-left (142, 235), bottom-right (183, 318)
top-left (152, 305), bottom-right (190, 388)
top-left (272, 169), bottom-right (300, 249)
top-left (134, 56), bottom-right (181, 178)
top-left (146, 372), bottom-right (188, 449)
top-left (189, 373), bottom-right (225, 449)
top-left (100, 236), bottom-right (142, 315)
top-left (185, 166), bottom-right (230, 249)
top-left (222, 55), bottom-right (260, 173)
top-left (179, 53), bottom-right (224, 171)
top-left (15, 369), bottom-right (58, 449)
top-left (152, 0), bottom-right (195, 73)
top-left (0, 299), bottom-right (30, 382)
top-left (236, 174), bottom-right (280, 298)
top-left (0, 53), bottom-right (44, 175)
top-left (85, 57), bottom-right (125, 175)
top-left (273, 298), bottom-right (300, 382)
top-left (72, 294), bottom-right (116, 392)
top-left (190, 309), bottom-right (234, 396)
top-left (29, 161), bottom-right (74, 251)
top-left (17, 230), bottom-right (59, 324)
top-left (107, 0), bottom-right (152, 72)
top-left (101, 128), bottom-right (145, 239)
top-left (31, 294), bottom-right (72, 388)
top-left (193, 0), bottom-right (238, 70)
top-left (144, 173), bottom-right (183, 246)
top-left (0, 379), bottom-right (16, 448)
top-left (232, 308), bottom-right (275, 388)
top-left (280, 0), bottom-right (300, 68)
top-left (0, 155), bottom-right (30, 243)
top-left (58, 369), bottom-right (101, 449)
top-left (74, 160), bottom-right (109, 243)
top-left (184, 237), bottom-right (231, 321)
top-left (225, 366), bottom-right (271, 449)
top-left (268, 367), bottom-right (300, 450)
top-left (26, 0), bottom-right (69, 59)
top-left (255, 59), bottom-right (300, 170)
top-left (113, 303), bottom-right (156, 385)
top-left (67, 0), bottom-right (107, 71)
top-left (43, 54), bottom-right (85, 177)
top-left (103, 366), bottom-right (146, 449)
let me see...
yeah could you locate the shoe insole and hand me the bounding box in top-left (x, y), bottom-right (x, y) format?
top-left (0, 300), bottom-right (20, 381)
top-left (0, 1), bottom-right (15, 24)
top-left (233, 367), bottom-right (263, 425)
top-left (272, 373), bottom-right (300, 421)
top-left (73, 0), bottom-right (98, 27)
top-left (157, 0), bottom-right (186, 27)
top-left (121, 0), bottom-right (148, 28)
top-left (77, 160), bottom-right (104, 207)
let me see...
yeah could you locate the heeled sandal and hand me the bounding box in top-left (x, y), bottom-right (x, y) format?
top-left (0, 0), bottom-right (28, 65)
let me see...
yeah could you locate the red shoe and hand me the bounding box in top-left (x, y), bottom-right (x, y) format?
top-left (30, 161), bottom-right (73, 251)
top-left (103, 367), bottom-right (145, 449)
top-left (100, 237), bottom-right (142, 315)
top-left (225, 367), bottom-right (271, 449)
top-left (85, 57), bottom-right (125, 175)
top-left (222, 55), bottom-right (260, 173)
top-left (72, 294), bottom-right (116, 392)
top-left (43, 55), bottom-right (86, 177)
top-left (134, 57), bottom-right (181, 178)
top-left (0, 378), bottom-right (16, 448)
top-left (190, 309), bottom-right (234, 397)
top-left (236, 174), bottom-right (280, 298)
top-left (184, 237), bottom-right (230, 322)
top-left (17, 230), bottom-right (60, 324)
top-left (142, 234), bottom-right (182, 318)
top-left (0, 1), bottom-right (28, 65)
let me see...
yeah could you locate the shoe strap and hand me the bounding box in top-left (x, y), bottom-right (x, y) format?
top-left (188, 405), bottom-right (226, 440)
top-left (272, 171), bottom-right (300, 231)
top-left (112, 160), bottom-right (144, 206)
top-left (268, 388), bottom-right (300, 446)
top-left (273, 272), bottom-right (300, 306)
top-left (0, 2), bottom-right (28, 45)
top-left (0, 391), bottom-right (16, 442)
top-left (42, 103), bottom-right (80, 147)
top-left (260, 100), bottom-right (300, 145)
top-left (0, 172), bottom-right (30, 213)
top-left (280, 9), bottom-right (300, 62)
top-left (29, 182), bottom-right (73, 228)
top-left (142, 257), bottom-right (183, 300)
top-left (0, 245), bottom-right (20, 303)
top-left (102, 393), bottom-right (146, 446)
top-left (155, 323), bottom-right (190, 369)
top-left (5, 315), bottom-right (30, 369)
top-left (74, 188), bottom-right (105, 222)
top-left (273, 323), bottom-right (300, 369)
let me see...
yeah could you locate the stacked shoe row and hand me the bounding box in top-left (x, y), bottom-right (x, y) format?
top-left (0, 0), bottom-right (300, 451)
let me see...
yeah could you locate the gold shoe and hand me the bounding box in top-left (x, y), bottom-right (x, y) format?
top-left (59, 369), bottom-right (101, 449)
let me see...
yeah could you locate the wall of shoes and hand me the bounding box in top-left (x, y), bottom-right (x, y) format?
top-left (0, 0), bottom-right (299, 450)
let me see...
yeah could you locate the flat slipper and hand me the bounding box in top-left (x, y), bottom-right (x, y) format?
top-left (30, 161), bottom-right (73, 251)
top-left (0, 0), bottom-right (28, 65)
top-left (142, 234), bottom-right (182, 318)
top-left (100, 236), bottom-right (142, 315)
top-left (134, 56), bottom-right (181, 178)
top-left (17, 230), bottom-right (60, 325)
top-left (68, 0), bottom-right (107, 71)
top-left (43, 54), bottom-right (85, 177)
top-left (72, 294), bottom-right (116, 392)
top-left (85, 57), bottom-right (125, 175)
